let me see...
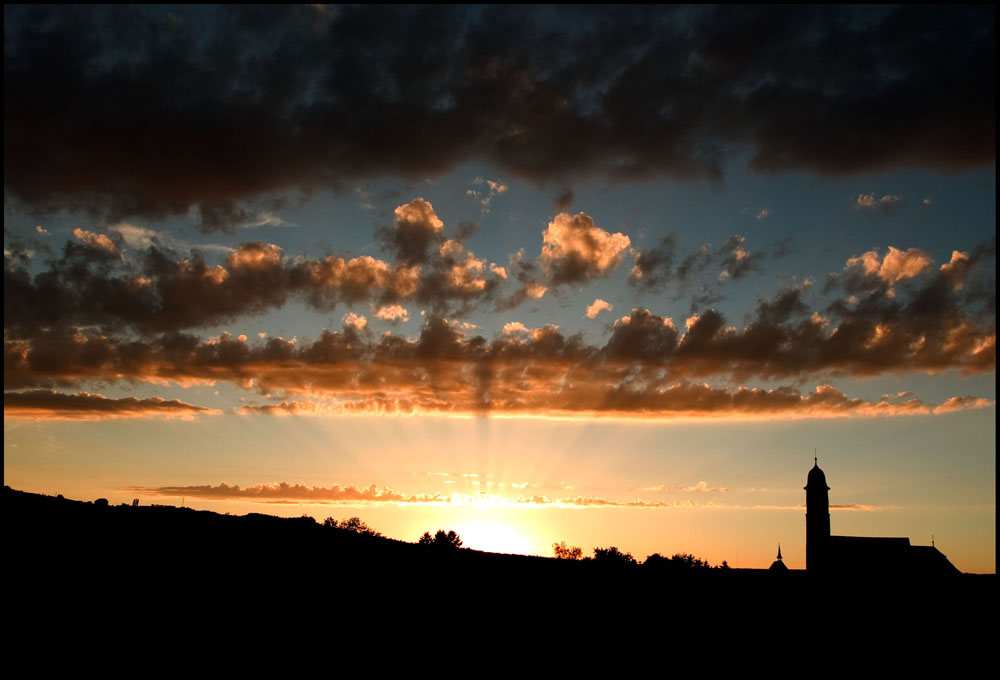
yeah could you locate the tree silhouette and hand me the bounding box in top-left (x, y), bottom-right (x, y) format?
top-left (553, 541), bottom-right (583, 560)
top-left (419, 529), bottom-right (463, 548)
top-left (669, 552), bottom-right (711, 569)
top-left (342, 516), bottom-right (381, 536)
top-left (324, 516), bottom-right (382, 536)
top-left (643, 552), bottom-right (714, 569)
top-left (643, 552), bottom-right (668, 567)
top-left (592, 546), bottom-right (636, 565)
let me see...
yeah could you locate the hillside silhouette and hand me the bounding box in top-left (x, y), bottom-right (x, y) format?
top-left (6, 485), bottom-right (994, 658)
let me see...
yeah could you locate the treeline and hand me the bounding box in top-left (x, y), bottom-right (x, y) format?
top-left (553, 541), bottom-right (727, 568)
top-left (318, 515), bottom-right (724, 566)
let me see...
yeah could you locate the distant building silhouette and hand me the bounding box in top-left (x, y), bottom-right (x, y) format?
top-left (805, 459), bottom-right (959, 576)
top-left (768, 544), bottom-right (788, 571)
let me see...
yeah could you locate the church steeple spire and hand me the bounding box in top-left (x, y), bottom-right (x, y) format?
top-left (769, 542), bottom-right (788, 571)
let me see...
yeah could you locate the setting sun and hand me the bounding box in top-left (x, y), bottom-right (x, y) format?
top-left (452, 520), bottom-right (536, 556)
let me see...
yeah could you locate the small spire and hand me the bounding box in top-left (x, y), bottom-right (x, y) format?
top-left (814, 448), bottom-right (818, 466)
top-left (776, 543), bottom-right (783, 561)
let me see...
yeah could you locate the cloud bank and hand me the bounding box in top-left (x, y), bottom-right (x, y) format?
top-left (128, 480), bottom-right (886, 511)
top-left (5, 5), bottom-right (994, 226)
top-left (5, 291), bottom-right (992, 420)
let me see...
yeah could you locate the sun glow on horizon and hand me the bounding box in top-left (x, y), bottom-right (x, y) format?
top-left (451, 519), bottom-right (537, 556)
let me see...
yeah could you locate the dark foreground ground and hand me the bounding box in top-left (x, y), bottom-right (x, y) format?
top-left (6, 487), bottom-right (994, 664)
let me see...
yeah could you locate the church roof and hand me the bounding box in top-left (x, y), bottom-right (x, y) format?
top-left (827, 536), bottom-right (959, 575)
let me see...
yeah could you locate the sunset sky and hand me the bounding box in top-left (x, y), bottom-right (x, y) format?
top-left (4, 5), bottom-right (995, 571)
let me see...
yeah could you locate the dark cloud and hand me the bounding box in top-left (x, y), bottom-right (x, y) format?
top-left (4, 389), bottom-right (218, 420)
top-left (687, 288), bottom-right (726, 316)
top-left (851, 193), bottom-right (908, 217)
top-left (554, 188), bottom-right (575, 211)
top-left (676, 245), bottom-right (714, 286)
top-left (376, 198), bottom-right (445, 265)
top-left (604, 309), bottom-right (679, 362)
top-left (127, 481), bottom-right (419, 503)
top-left (628, 235), bottom-right (765, 306)
top-left (772, 236), bottom-right (796, 259)
top-left (940, 238), bottom-right (996, 295)
top-left (717, 235), bottom-right (763, 280)
top-left (495, 250), bottom-right (546, 311)
top-left (195, 198), bottom-right (292, 233)
top-left (5, 5), bottom-right (994, 224)
top-left (628, 235), bottom-right (677, 291)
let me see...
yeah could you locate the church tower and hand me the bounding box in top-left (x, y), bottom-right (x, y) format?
top-left (805, 458), bottom-right (830, 572)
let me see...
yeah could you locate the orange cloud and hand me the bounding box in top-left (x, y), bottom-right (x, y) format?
top-left (750, 504), bottom-right (883, 511)
top-left (444, 252), bottom-right (489, 294)
top-left (502, 321), bottom-right (529, 334)
top-left (227, 242), bottom-right (283, 269)
top-left (342, 312), bottom-right (368, 330)
top-left (640, 481), bottom-right (729, 493)
top-left (540, 212), bottom-right (630, 285)
top-left (375, 304), bottom-right (409, 322)
top-left (586, 299), bottom-right (613, 319)
top-left (846, 246), bottom-right (932, 285)
top-left (932, 396), bottom-right (994, 414)
top-left (73, 227), bottom-right (118, 254)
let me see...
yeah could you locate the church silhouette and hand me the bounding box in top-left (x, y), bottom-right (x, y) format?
top-left (804, 459), bottom-right (959, 576)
